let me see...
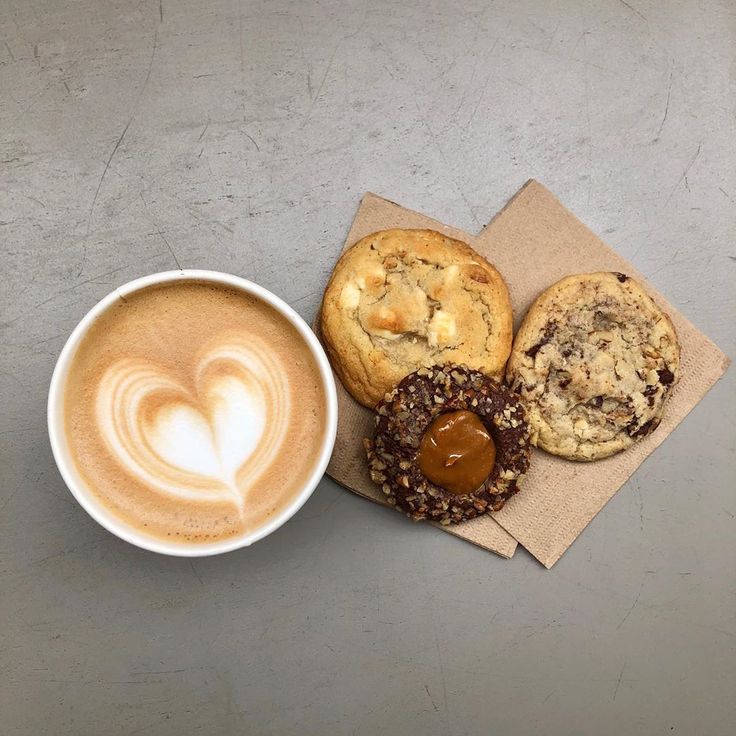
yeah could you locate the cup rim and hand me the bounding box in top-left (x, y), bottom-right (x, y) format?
top-left (47, 269), bottom-right (337, 556)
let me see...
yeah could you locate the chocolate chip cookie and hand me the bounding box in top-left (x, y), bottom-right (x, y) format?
top-left (365, 365), bottom-right (531, 524)
top-left (320, 229), bottom-right (513, 407)
top-left (506, 272), bottom-right (680, 461)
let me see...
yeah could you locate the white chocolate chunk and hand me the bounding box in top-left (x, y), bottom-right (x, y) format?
top-left (340, 282), bottom-right (361, 309)
top-left (427, 310), bottom-right (457, 348)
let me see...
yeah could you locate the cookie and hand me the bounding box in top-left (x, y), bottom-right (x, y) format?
top-left (320, 229), bottom-right (513, 407)
top-left (365, 364), bottom-right (531, 524)
top-left (506, 272), bottom-right (680, 461)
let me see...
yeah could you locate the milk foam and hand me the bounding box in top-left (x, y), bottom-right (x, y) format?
top-left (96, 337), bottom-right (290, 511)
top-left (63, 280), bottom-right (327, 544)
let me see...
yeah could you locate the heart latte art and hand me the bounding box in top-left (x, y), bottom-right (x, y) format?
top-left (97, 338), bottom-right (289, 512)
top-left (63, 281), bottom-right (327, 544)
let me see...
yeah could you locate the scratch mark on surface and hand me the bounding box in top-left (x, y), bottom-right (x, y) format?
top-left (464, 42), bottom-right (499, 127)
top-left (159, 0), bottom-right (163, 23)
top-left (613, 660), bottom-right (627, 700)
top-left (617, 0), bottom-right (646, 21)
top-left (449, 37), bottom-right (481, 120)
top-left (655, 66), bottom-right (673, 139)
top-left (617, 580), bottom-right (644, 629)
top-left (21, 193), bottom-right (47, 209)
top-left (344, 4), bottom-right (370, 40)
top-left (140, 193), bottom-right (182, 270)
top-left (318, 494), bottom-right (344, 519)
top-left (242, 128), bottom-right (260, 152)
top-left (544, 689), bottom-right (556, 703)
top-left (421, 566), bottom-right (452, 732)
top-left (5, 41), bottom-right (15, 61)
top-left (3, 252), bottom-right (168, 324)
top-left (572, 29), bottom-right (590, 53)
top-left (290, 290), bottom-right (320, 306)
top-left (424, 684), bottom-right (440, 712)
top-left (418, 106), bottom-right (480, 228)
top-left (85, 29), bottom-right (159, 240)
top-left (301, 44), bottom-right (339, 127)
top-left (189, 559), bottom-right (203, 585)
top-left (718, 186), bottom-right (733, 202)
top-left (663, 141), bottom-right (702, 207)
top-left (197, 121), bottom-right (209, 141)
top-left (433, 625), bottom-right (450, 723)
top-left (33, 262), bottom-right (143, 309)
top-left (85, 116), bottom-right (133, 239)
top-left (722, 507), bottom-right (734, 518)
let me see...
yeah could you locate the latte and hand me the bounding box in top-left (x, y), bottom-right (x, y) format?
top-left (62, 280), bottom-right (328, 544)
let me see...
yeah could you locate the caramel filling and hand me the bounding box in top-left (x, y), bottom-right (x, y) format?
top-left (417, 410), bottom-right (496, 495)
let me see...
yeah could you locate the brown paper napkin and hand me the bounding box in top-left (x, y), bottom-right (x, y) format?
top-left (319, 181), bottom-right (730, 566)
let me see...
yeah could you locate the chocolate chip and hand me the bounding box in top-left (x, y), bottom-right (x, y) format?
top-left (562, 347), bottom-right (573, 358)
top-left (628, 417), bottom-right (660, 438)
top-left (590, 395), bottom-right (603, 408)
top-left (615, 272), bottom-right (628, 283)
top-left (525, 323), bottom-right (557, 358)
top-left (658, 368), bottom-right (675, 385)
top-left (644, 385), bottom-right (658, 407)
top-left (558, 377), bottom-right (571, 389)
top-left (525, 340), bottom-right (547, 359)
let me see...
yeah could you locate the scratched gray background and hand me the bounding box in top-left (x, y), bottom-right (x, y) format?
top-left (1, 0), bottom-right (735, 734)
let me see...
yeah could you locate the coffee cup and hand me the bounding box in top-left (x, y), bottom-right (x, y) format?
top-left (48, 270), bottom-right (337, 556)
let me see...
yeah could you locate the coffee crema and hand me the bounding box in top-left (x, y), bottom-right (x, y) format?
top-left (63, 280), bottom-right (327, 544)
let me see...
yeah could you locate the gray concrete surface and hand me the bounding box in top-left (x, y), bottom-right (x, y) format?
top-left (1, 1), bottom-right (735, 734)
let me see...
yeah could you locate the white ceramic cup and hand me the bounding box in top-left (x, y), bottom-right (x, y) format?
top-left (47, 269), bottom-right (338, 556)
